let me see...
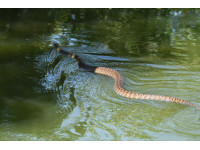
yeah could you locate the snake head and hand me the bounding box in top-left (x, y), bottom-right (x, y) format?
top-left (53, 41), bottom-right (59, 48)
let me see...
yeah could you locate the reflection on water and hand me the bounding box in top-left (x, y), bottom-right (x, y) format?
top-left (0, 9), bottom-right (200, 140)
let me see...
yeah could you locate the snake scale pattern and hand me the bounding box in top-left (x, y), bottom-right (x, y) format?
top-left (53, 41), bottom-right (200, 110)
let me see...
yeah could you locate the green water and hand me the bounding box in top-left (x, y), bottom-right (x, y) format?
top-left (0, 8), bottom-right (200, 140)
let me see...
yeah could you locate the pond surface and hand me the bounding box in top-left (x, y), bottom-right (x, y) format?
top-left (0, 8), bottom-right (200, 140)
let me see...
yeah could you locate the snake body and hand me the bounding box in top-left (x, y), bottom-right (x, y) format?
top-left (53, 41), bottom-right (200, 110)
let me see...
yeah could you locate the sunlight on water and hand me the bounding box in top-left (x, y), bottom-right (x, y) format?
top-left (1, 9), bottom-right (200, 141)
top-left (34, 41), bottom-right (200, 140)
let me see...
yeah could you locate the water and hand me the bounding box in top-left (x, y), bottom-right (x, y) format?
top-left (0, 8), bottom-right (200, 140)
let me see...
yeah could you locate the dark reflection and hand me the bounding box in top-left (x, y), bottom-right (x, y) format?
top-left (1, 8), bottom-right (200, 55)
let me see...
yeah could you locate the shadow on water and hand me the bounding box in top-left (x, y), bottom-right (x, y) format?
top-left (1, 8), bottom-right (200, 140)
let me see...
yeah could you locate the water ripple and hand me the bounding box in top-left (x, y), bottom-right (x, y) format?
top-left (35, 45), bottom-right (200, 140)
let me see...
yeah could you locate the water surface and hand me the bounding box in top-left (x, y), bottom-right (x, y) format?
top-left (0, 9), bottom-right (200, 140)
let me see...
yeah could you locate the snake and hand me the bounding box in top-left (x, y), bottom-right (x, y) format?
top-left (53, 41), bottom-right (200, 110)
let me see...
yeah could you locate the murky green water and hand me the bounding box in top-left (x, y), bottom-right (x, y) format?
top-left (1, 8), bottom-right (200, 140)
